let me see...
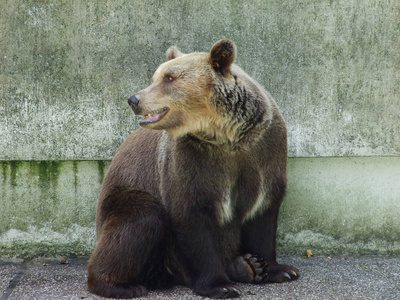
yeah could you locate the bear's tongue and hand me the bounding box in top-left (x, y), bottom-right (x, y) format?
top-left (139, 107), bottom-right (169, 124)
top-left (141, 114), bottom-right (162, 123)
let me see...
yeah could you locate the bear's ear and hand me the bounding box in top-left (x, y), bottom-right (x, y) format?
top-left (209, 39), bottom-right (236, 76)
top-left (166, 46), bottom-right (183, 61)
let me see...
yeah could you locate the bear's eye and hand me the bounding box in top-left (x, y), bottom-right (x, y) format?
top-left (164, 75), bottom-right (175, 82)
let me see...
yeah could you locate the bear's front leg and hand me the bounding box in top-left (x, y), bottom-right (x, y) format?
top-left (240, 203), bottom-right (300, 283)
top-left (171, 208), bottom-right (241, 299)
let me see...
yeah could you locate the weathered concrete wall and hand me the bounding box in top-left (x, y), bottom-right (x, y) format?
top-left (0, 1), bottom-right (399, 257)
top-left (1, 0), bottom-right (399, 159)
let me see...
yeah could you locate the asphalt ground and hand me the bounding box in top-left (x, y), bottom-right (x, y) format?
top-left (1, 256), bottom-right (399, 300)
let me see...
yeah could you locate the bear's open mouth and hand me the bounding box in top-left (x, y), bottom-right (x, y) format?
top-left (139, 107), bottom-right (170, 125)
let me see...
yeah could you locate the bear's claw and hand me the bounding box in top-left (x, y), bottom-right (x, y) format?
top-left (262, 263), bottom-right (300, 283)
top-left (196, 283), bottom-right (241, 299)
top-left (228, 254), bottom-right (268, 283)
top-left (228, 254), bottom-right (300, 284)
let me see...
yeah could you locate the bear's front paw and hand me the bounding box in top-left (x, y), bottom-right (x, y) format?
top-left (262, 263), bottom-right (300, 283)
top-left (228, 254), bottom-right (268, 283)
top-left (195, 283), bottom-right (241, 299)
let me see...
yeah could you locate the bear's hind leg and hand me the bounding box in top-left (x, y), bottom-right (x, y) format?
top-left (87, 188), bottom-right (171, 298)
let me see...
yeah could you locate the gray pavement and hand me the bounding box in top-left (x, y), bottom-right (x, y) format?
top-left (1, 256), bottom-right (399, 300)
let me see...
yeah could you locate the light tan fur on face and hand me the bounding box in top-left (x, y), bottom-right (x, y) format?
top-left (135, 53), bottom-right (240, 143)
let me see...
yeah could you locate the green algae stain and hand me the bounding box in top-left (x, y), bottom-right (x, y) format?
top-left (9, 161), bottom-right (20, 187)
top-left (16, 161), bottom-right (64, 227)
top-left (72, 161), bottom-right (79, 193)
top-left (97, 160), bottom-right (107, 186)
top-left (37, 161), bottom-right (62, 188)
top-left (1, 162), bottom-right (6, 182)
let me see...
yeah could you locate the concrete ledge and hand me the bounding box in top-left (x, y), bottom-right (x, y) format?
top-left (1, 157), bottom-right (399, 258)
top-left (0, 161), bottom-right (109, 257)
top-left (280, 156), bottom-right (400, 255)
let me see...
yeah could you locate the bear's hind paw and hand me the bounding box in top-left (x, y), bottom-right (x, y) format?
top-left (88, 280), bottom-right (148, 299)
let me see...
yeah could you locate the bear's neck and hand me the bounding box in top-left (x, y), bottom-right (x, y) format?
top-left (207, 78), bottom-right (271, 146)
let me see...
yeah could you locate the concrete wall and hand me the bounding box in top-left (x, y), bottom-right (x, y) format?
top-left (1, 0), bottom-right (399, 257)
top-left (1, 0), bottom-right (399, 160)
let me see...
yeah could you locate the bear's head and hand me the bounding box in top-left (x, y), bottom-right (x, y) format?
top-left (129, 39), bottom-right (265, 144)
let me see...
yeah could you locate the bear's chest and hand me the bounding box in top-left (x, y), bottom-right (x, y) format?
top-left (217, 165), bottom-right (269, 225)
top-left (159, 135), bottom-right (270, 225)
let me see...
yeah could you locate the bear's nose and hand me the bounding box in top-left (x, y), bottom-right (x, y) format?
top-left (128, 95), bottom-right (140, 107)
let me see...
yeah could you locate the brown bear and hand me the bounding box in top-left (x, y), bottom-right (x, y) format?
top-left (87, 39), bottom-right (299, 299)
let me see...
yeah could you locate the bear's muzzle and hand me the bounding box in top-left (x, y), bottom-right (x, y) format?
top-left (128, 95), bottom-right (140, 114)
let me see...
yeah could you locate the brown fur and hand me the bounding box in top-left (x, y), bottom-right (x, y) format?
top-left (87, 39), bottom-right (299, 299)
